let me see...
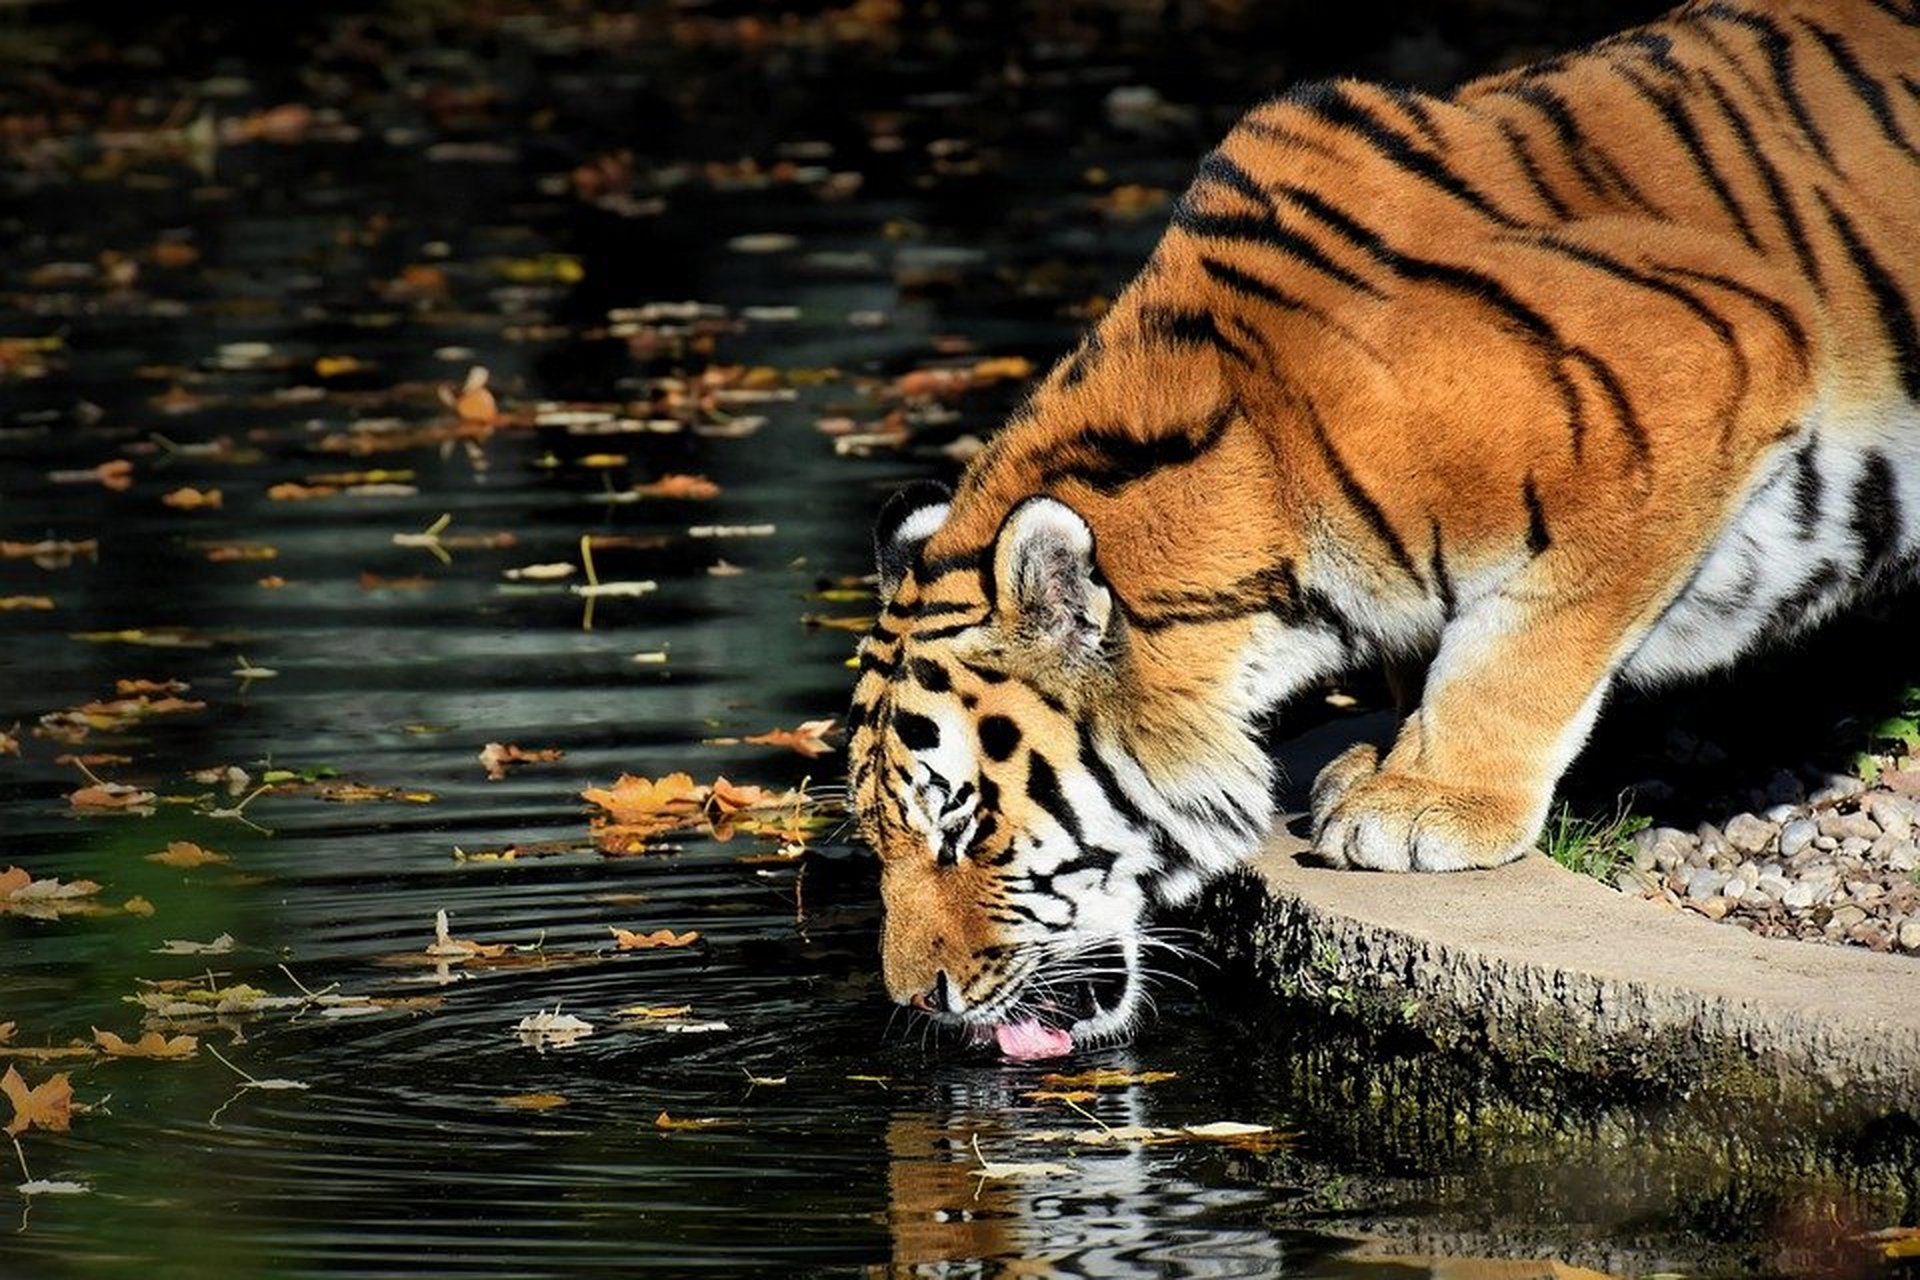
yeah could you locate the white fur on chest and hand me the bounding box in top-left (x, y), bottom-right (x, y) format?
top-left (1625, 398), bottom-right (1920, 685)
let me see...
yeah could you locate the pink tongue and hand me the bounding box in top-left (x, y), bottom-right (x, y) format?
top-left (993, 1019), bottom-right (1073, 1061)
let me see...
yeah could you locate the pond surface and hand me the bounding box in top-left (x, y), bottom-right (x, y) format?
top-left (1, 4), bottom-right (1912, 1277)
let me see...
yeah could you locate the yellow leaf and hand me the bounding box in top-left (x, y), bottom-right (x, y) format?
top-left (2, 1065), bottom-right (73, 1135)
top-left (615, 1005), bottom-right (693, 1019)
top-left (1037, 1069), bottom-right (1177, 1089)
top-left (92, 1028), bottom-right (198, 1058)
top-left (145, 840), bottom-right (227, 868)
top-left (496, 1093), bottom-right (568, 1111)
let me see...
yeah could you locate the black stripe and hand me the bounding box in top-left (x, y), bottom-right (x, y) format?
top-left (1137, 304), bottom-right (1255, 367)
top-left (1502, 83), bottom-right (1664, 214)
top-left (1290, 82), bottom-right (1522, 225)
top-left (1797, 18), bottom-right (1920, 162)
top-left (1428, 518), bottom-right (1456, 619)
top-left (1280, 183), bottom-right (1634, 466)
top-left (1169, 205), bottom-right (1383, 296)
top-left (1756, 560), bottom-right (1844, 644)
top-left (858, 651), bottom-right (897, 677)
top-left (1611, 63), bottom-right (1762, 250)
top-left (957, 660), bottom-right (1009, 685)
top-left (912, 620), bottom-right (982, 643)
top-left (1851, 449), bottom-right (1903, 582)
top-left (1523, 477), bottom-right (1552, 556)
top-left (1076, 724), bottom-right (1149, 826)
top-left (1494, 117), bottom-right (1573, 219)
top-left (1023, 753), bottom-right (1081, 843)
top-left (1383, 86), bottom-right (1448, 150)
top-left (1864, 0), bottom-right (1920, 24)
top-left (1791, 438), bottom-right (1823, 540)
top-left (1694, 71), bottom-right (1824, 291)
top-left (1201, 255), bottom-right (1388, 365)
top-left (1691, 4), bottom-right (1837, 168)
top-left (1816, 190), bottom-right (1920, 401)
top-left (1300, 393), bottom-right (1423, 587)
top-left (1194, 148), bottom-right (1277, 213)
top-left (1037, 399), bottom-right (1236, 496)
top-left (1651, 263), bottom-right (1811, 372)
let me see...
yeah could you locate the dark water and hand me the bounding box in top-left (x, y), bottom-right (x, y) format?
top-left (1, 4), bottom-right (1913, 1277)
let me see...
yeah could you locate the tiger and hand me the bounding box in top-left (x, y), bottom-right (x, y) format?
top-left (848, 0), bottom-right (1920, 1056)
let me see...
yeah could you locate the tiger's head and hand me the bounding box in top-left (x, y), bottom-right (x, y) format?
top-left (849, 478), bottom-right (1269, 1056)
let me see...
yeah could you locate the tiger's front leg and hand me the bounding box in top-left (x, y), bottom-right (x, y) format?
top-left (1311, 578), bottom-right (1640, 872)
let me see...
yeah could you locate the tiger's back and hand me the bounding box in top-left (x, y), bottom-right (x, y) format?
top-left (850, 0), bottom-right (1920, 1050)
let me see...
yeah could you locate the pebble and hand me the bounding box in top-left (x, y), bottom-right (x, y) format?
top-left (1778, 819), bottom-right (1819, 857)
top-left (1724, 812), bottom-right (1778, 854)
top-left (1607, 765), bottom-right (1920, 956)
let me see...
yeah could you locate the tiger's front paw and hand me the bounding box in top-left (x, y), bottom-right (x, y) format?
top-left (1311, 771), bottom-right (1532, 872)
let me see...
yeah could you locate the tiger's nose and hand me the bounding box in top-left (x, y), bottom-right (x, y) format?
top-left (910, 970), bottom-right (956, 1014)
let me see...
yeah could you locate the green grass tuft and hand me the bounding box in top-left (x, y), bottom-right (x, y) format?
top-left (1541, 799), bottom-right (1651, 883)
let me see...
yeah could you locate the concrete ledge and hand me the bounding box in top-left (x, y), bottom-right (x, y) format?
top-left (1205, 827), bottom-right (1920, 1112)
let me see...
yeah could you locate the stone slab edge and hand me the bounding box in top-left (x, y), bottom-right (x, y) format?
top-left (1215, 827), bottom-right (1920, 1110)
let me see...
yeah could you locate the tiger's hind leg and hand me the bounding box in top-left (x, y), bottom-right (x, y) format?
top-left (1311, 571), bottom-right (1644, 872)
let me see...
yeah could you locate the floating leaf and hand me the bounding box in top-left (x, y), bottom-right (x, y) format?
top-left (161, 486), bottom-right (223, 510)
top-left (497, 1093), bottom-right (569, 1111)
top-left (426, 909), bottom-right (508, 959)
top-left (145, 841), bottom-right (227, 869)
top-left (2, 1066), bottom-right (73, 1135)
top-left (655, 1110), bottom-right (735, 1130)
top-left (478, 742), bottom-right (564, 780)
top-left (93, 1028), bottom-right (198, 1058)
top-left (1037, 1069), bottom-right (1176, 1089)
top-left (739, 718), bottom-right (836, 758)
top-left (153, 933), bottom-right (236, 956)
top-left (609, 927), bottom-right (699, 951)
top-left (513, 1008), bottom-right (594, 1051)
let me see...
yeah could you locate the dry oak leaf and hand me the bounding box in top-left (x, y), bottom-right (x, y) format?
top-left (0, 1023), bottom-right (12, 1045)
top-left (0, 596), bottom-right (54, 610)
top-left (655, 1110), bottom-right (734, 1130)
top-left (581, 772), bottom-right (701, 825)
top-left (610, 927), bottom-right (699, 951)
top-left (704, 776), bottom-right (770, 815)
top-left (146, 841), bottom-right (227, 869)
top-left (478, 742), bottom-right (565, 781)
top-left (161, 486), bottom-right (223, 510)
top-left (2, 1065), bottom-right (73, 1135)
top-left (0, 731), bottom-right (18, 756)
top-left (742, 718), bottom-right (836, 758)
top-left (115, 678), bottom-right (189, 696)
top-left (93, 1028), bottom-right (198, 1058)
top-left (615, 1005), bottom-right (692, 1019)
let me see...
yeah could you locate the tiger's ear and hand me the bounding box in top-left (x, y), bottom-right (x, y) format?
top-left (874, 480), bottom-right (952, 597)
top-left (992, 496), bottom-right (1113, 660)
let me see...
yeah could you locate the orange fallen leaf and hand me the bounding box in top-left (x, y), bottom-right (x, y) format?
top-left (359, 571), bottom-right (429, 591)
top-left (478, 742), bottom-right (565, 781)
top-left (632, 474), bottom-right (720, 500)
top-left (704, 776), bottom-right (770, 815)
top-left (122, 896), bottom-right (154, 917)
top-left (161, 486), bottom-right (223, 510)
top-left (0, 1023), bottom-right (11, 1045)
top-left (267, 481), bottom-right (337, 501)
top-left (441, 365), bottom-right (498, 424)
top-left (581, 772), bottom-right (701, 825)
top-left (205, 542), bottom-right (278, 562)
top-left (0, 596), bottom-right (53, 611)
top-left (742, 718), bottom-right (836, 758)
top-left (145, 841), bottom-right (227, 869)
top-left (114, 678), bottom-right (189, 695)
top-left (2, 1065), bottom-right (73, 1135)
top-left (69, 781), bottom-right (156, 811)
top-left (0, 731), bottom-right (18, 756)
top-left (497, 1092), bottom-right (568, 1111)
top-left (92, 1028), bottom-right (197, 1058)
top-left (1024, 1089), bottom-right (1099, 1103)
top-left (610, 927), bottom-right (699, 951)
top-left (257, 575), bottom-right (288, 588)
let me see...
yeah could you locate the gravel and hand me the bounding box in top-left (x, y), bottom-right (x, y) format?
top-left (1620, 762), bottom-right (1920, 955)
